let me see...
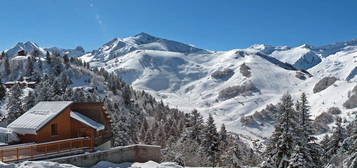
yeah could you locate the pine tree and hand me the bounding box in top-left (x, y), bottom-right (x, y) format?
top-left (112, 114), bottom-right (132, 146)
top-left (219, 124), bottom-right (228, 151)
top-left (231, 137), bottom-right (243, 168)
top-left (138, 121), bottom-right (147, 142)
top-left (297, 93), bottom-right (315, 141)
top-left (63, 88), bottom-right (74, 100)
top-left (58, 73), bottom-right (71, 90)
top-left (188, 109), bottom-right (204, 144)
top-left (344, 114), bottom-right (357, 168)
top-left (320, 134), bottom-right (330, 163)
top-left (63, 54), bottom-right (70, 69)
top-left (263, 93), bottom-right (299, 168)
top-left (288, 146), bottom-right (307, 168)
top-left (35, 79), bottom-right (55, 102)
top-left (326, 117), bottom-right (346, 163)
top-left (72, 88), bottom-right (87, 102)
top-left (23, 91), bottom-right (36, 112)
top-left (0, 80), bottom-right (6, 101)
top-left (0, 51), bottom-right (5, 60)
top-left (4, 58), bottom-right (10, 76)
top-left (201, 114), bottom-right (220, 166)
top-left (144, 129), bottom-right (153, 145)
top-left (155, 125), bottom-right (167, 147)
top-left (46, 51), bottom-right (51, 64)
top-left (52, 80), bottom-right (63, 96)
top-left (163, 137), bottom-right (209, 167)
top-left (6, 84), bottom-right (23, 123)
top-left (167, 122), bottom-right (178, 139)
top-left (289, 93), bottom-right (320, 168)
top-left (26, 56), bottom-right (34, 76)
top-left (38, 59), bottom-right (43, 71)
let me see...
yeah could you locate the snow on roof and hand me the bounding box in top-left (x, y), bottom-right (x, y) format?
top-left (0, 127), bottom-right (12, 134)
top-left (70, 111), bottom-right (104, 131)
top-left (7, 101), bottom-right (73, 135)
top-left (4, 81), bottom-right (17, 84)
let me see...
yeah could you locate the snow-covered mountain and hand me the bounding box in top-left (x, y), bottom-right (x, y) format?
top-left (80, 33), bottom-right (357, 139)
top-left (81, 32), bottom-right (208, 67)
top-left (3, 41), bottom-right (85, 58)
top-left (2, 34), bottom-right (356, 140)
top-left (45, 46), bottom-right (85, 58)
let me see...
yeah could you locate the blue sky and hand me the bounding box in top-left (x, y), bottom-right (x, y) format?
top-left (0, 0), bottom-right (356, 51)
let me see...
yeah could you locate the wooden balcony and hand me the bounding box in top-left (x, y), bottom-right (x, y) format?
top-left (0, 137), bottom-right (93, 162)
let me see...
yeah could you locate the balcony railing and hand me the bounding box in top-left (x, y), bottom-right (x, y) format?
top-left (0, 137), bottom-right (93, 162)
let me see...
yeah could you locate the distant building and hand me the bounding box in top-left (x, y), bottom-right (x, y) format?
top-left (7, 101), bottom-right (112, 147)
top-left (4, 76), bottom-right (38, 89)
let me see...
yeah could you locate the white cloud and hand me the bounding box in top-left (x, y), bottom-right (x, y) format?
top-left (88, 0), bottom-right (103, 26)
top-left (95, 14), bottom-right (103, 25)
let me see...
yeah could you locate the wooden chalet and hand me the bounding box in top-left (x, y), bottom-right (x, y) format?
top-left (7, 101), bottom-right (112, 147)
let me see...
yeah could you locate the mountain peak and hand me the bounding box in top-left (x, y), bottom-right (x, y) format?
top-left (134, 32), bottom-right (154, 38)
top-left (299, 44), bottom-right (314, 49)
top-left (131, 32), bottom-right (159, 44)
top-left (4, 41), bottom-right (42, 57)
top-left (15, 41), bottom-right (39, 49)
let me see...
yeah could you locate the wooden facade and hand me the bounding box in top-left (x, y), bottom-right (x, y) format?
top-left (16, 102), bottom-right (112, 147)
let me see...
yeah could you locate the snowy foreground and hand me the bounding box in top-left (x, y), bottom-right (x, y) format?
top-left (0, 160), bottom-right (209, 168)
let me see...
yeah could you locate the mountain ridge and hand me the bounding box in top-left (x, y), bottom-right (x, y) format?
top-left (2, 33), bottom-right (356, 139)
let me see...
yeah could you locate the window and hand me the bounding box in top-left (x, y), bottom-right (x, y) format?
top-left (0, 134), bottom-right (7, 143)
top-left (51, 124), bottom-right (58, 136)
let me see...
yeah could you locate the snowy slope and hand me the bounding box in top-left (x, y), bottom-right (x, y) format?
top-left (80, 33), bottom-right (357, 140)
top-left (81, 32), bottom-right (208, 66)
top-left (268, 44), bottom-right (321, 70)
top-left (3, 41), bottom-right (85, 58)
top-left (45, 46), bottom-right (85, 58)
top-left (5, 42), bottom-right (47, 57)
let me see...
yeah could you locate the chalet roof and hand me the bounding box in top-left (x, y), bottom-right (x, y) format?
top-left (70, 111), bottom-right (104, 131)
top-left (7, 101), bottom-right (73, 135)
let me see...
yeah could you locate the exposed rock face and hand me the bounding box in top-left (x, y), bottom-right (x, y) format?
top-left (313, 77), bottom-right (337, 93)
top-left (346, 66), bottom-right (357, 81)
top-left (327, 107), bottom-right (342, 115)
top-left (240, 63), bottom-right (251, 77)
top-left (211, 68), bottom-right (234, 80)
top-left (295, 71), bottom-right (307, 80)
top-left (240, 104), bottom-right (279, 128)
top-left (293, 51), bottom-right (321, 70)
top-left (218, 82), bottom-right (259, 100)
top-left (343, 85), bottom-right (357, 109)
top-left (313, 112), bottom-right (334, 134)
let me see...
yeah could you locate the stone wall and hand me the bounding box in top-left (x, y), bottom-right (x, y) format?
top-left (49, 144), bottom-right (161, 167)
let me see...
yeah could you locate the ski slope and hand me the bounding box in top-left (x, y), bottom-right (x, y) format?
top-left (80, 33), bottom-right (357, 139)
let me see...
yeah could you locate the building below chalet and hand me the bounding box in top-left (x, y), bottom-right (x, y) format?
top-left (4, 76), bottom-right (38, 89)
top-left (7, 101), bottom-right (112, 148)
